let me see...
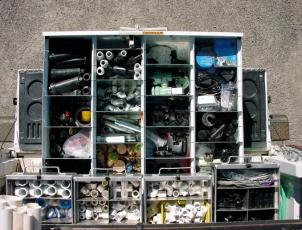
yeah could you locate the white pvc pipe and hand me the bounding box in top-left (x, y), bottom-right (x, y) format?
top-left (91, 199), bottom-right (99, 206)
top-left (13, 208), bottom-right (26, 230)
top-left (27, 205), bottom-right (41, 230)
top-left (79, 205), bottom-right (86, 213)
top-left (98, 200), bottom-right (107, 206)
top-left (29, 188), bottom-right (43, 198)
top-left (97, 51), bottom-right (105, 60)
top-left (14, 187), bottom-right (29, 198)
top-left (102, 205), bottom-right (109, 212)
top-left (172, 190), bottom-right (180, 198)
top-left (57, 188), bottom-right (71, 199)
top-left (131, 190), bottom-right (140, 199)
top-left (85, 208), bottom-right (94, 220)
top-left (0, 206), bottom-right (12, 230)
top-left (118, 50), bottom-right (127, 57)
top-left (79, 212), bottom-right (86, 220)
top-left (29, 180), bottom-right (42, 189)
top-left (134, 71), bottom-right (141, 80)
top-left (97, 184), bottom-right (105, 193)
top-left (57, 181), bottom-right (71, 189)
top-left (105, 51), bottom-right (114, 60)
top-left (101, 190), bottom-right (109, 199)
top-left (23, 213), bottom-right (34, 230)
top-left (15, 180), bottom-right (28, 187)
top-left (96, 66), bottom-right (105, 76)
top-left (44, 185), bottom-right (57, 196)
top-left (134, 63), bottom-right (142, 73)
top-left (100, 59), bottom-right (109, 68)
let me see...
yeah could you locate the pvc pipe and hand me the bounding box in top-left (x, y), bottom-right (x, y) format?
top-left (23, 213), bottom-right (34, 230)
top-left (130, 181), bottom-right (140, 188)
top-left (57, 181), bottom-right (71, 189)
top-left (79, 212), bottom-right (86, 220)
top-left (44, 185), bottom-right (57, 196)
top-left (100, 59), bottom-right (109, 68)
top-left (90, 190), bottom-right (99, 198)
top-left (26, 205), bottom-right (41, 230)
top-left (105, 51), bottom-right (114, 60)
top-left (47, 180), bottom-right (56, 186)
top-left (79, 205), bottom-right (86, 213)
top-left (96, 66), bottom-right (105, 76)
top-left (102, 205), bottom-right (109, 212)
top-left (80, 186), bottom-right (89, 196)
top-left (15, 187), bottom-right (29, 198)
top-left (97, 51), bottom-right (105, 60)
top-left (131, 190), bottom-right (140, 199)
top-left (98, 212), bottom-right (108, 219)
top-left (99, 200), bottom-right (107, 206)
top-left (57, 188), bottom-right (71, 199)
top-left (13, 209), bottom-right (25, 230)
top-left (172, 190), bottom-right (180, 198)
top-left (28, 180), bottom-right (42, 188)
top-left (116, 210), bottom-right (127, 222)
top-left (150, 189), bottom-right (158, 198)
top-left (134, 72), bottom-right (141, 80)
top-left (0, 206), bottom-right (12, 230)
top-left (94, 207), bottom-right (103, 213)
top-left (91, 199), bottom-right (99, 206)
top-left (118, 50), bottom-right (127, 57)
top-left (134, 63), bottom-right (142, 73)
top-left (15, 180), bottom-right (28, 187)
top-left (86, 183), bottom-right (97, 190)
top-left (180, 190), bottom-right (189, 197)
top-left (29, 188), bottom-right (43, 198)
top-left (158, 190), bottom-right (167, 198)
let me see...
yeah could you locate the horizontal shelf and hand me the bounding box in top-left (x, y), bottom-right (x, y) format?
top-left (96, 48), bottom-right (142, 51)
top-left (23, 197), bottom-right (72, 200)
top-left (146, 64), bottom-right (192, 68)
top-left (145, 126), bottom-right (192, 128)
top-left (44, 158), bottom-right (91, 160)
top-left (76, 219), bottom-right (109, 225)
top-left (42, 217), bottom-right (72, 224)
top-left (44, 95), bottom-right (92, 98)
top-left (76, 198), bottom-right (108, 202)
top-left (213, 65), bottom-right (239, 68)
top-left (96, 142), bottom-right (141, 145)
top-left (96, 79), bottom-right (142, 82)
top-left (196, 141), bottom-right (239, 144)
top-left (147, 196), bottom-right (209, 201)
top-left (96, 111), bottom-right (141, 113)
top-left (109, 198), bottom-right (141, 202)
top-left (146, 95), bottom-right (191, 97)
top-left (217, 185), bottom-right (277, 190)
top-left (195, 111), bottom-right (240, 113)
top-left (248, 207), bottom-right (278, 211)
top-left (216, 208), bottom-right (247, 212)
top-left (44, 126), bottom-right (92, 128)
top-left (146, 157), bottom-right (192, 160)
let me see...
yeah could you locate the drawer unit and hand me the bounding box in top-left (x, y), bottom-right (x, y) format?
top-left (144, 174), bottom-right (212, 224)
top-left (214, 161), bottom-right (279, 222)
top-left (74, 174), bottom-right (142, 225)
top-left (6, 168), bottom-right (73, 224)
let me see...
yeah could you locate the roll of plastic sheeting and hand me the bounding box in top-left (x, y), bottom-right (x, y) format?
top-left (23, 213), bottom-right (34, 230)
top-left (27, 205), bottom-right (41, 230)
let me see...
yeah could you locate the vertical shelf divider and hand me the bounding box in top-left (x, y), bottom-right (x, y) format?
top-left (91, 36), bottom-right (97, 175)
top-left (190, 37), bottom-right (196, 174)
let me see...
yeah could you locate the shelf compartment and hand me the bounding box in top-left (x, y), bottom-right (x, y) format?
top-left (195, 112), bottom-right (238, 142)
top-left (146, 96), bottom-right (190, 126)
top-left (96, 143), bottom-right (141, 174)
top-left (44, 158), bottom-right (91, 174)
top-left (216, 189), bottom-right (247, 210)
top-left (96, 80), bottom-right (141, 112)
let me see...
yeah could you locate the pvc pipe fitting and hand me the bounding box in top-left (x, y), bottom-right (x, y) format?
top-left (15, 180), bottom-right (28, 187)
top-left (126, 210), bottom-right (140, 221)
top-left (29, 180), bottom-right (42, 188)
top-left (57, 181), bottom-right (71, 189)
top-left (94, 206), bottom-right (103, 213)
top-left (166, 187), bottom-right (173, 197)
top-left (180, 190), bottom-right (189, 197)
top-left (99, 200), bottom-right (107, 206)
top-left (134, 71), bottom-right (141, 80)
top-left (118, 50), bottom-right (127, 57)
top-left (79, 201), bottom-right (85, 206)
top-left (115, 210), bottom-right (127, 222)
top-left (29, 188), bottom-right (43, 198)
top-left (97, 51), bottom-right (105, 60)
top-left (172, 190), bottom-right (180, 198)
top-left (79, 205), bottom-right (86, 213)
top-left (131, 190), bottom-right (140, 199)
top-left (105, 51), bottom-right (114, 60)
top-left (44, 185), bottom-right (57, 196)
top-left (185, 203), bottom-right (194, 211)
top-left (86, 190), bottom-right (92, 197)
top-left (131, 181), bottom-right (140, 188)
top-left (91, 199), bottom-right (99, 206)
top-left (97, 184), bottom-right (105, 193)
top-left (193, 201), bottom-right (201, 209)
top-left (36, 198), bottom-right (47, 208)
top-left (157, 190), bottom-right (167, 198)
top-left (98, 212), bottom-right (108, 219)
top-left (85, 208), bottom-right (94, 220)
top-left (180, 181), bottom-right (189, 190)
top-left (150, 189), bottom-right (158, 198)
top-left (90, 189), bottom-right (99, 198)
top-left (96, 66), bottom-right (105, 76)
top-left (101, 190), bottom-right (109, 199)
top-left (172, 181), bottom-right (181, 189)
top-left (80, 185), bottom-right (89, 196)
top-left (134, 63), bottom-right (142, 73)
top-left (79, 212), bottom-right (86, 220)
top-left (100, 59), bottom-right (109, 68)
top-left (93, 212), bottom-right (98, 220)
top-left (85, 183), bottom-right (97, 190)
top-left (15, 187), bottom-right (29, 198)
top-left (58, 188), bottom-right (71, 199)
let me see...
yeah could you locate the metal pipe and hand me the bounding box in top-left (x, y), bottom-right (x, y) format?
top-left (49, 76), bottom-right (83, 95)
top-left (50, 68), bottom-right (84, 81)
top-left (104, 121), bottom-right (135, 134)
top-left (114, 120), bottom-right (141, 133)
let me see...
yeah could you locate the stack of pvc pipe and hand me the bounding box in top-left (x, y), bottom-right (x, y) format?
top-left (149, 201), bottom-right (208, 224)
top-left (110, 201), bottom-right (140, 224)
top-left (80, 182), bottom-right (109, 199)
top-left (148, 180), bottom-right (208, 198)
top-left (0, 195), bottom-right (41, 230)
top-left (78, 200), bottom-right (109, 223)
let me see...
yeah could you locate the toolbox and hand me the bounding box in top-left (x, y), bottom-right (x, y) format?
top-left (7, 29), bottom-right (278, 226)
